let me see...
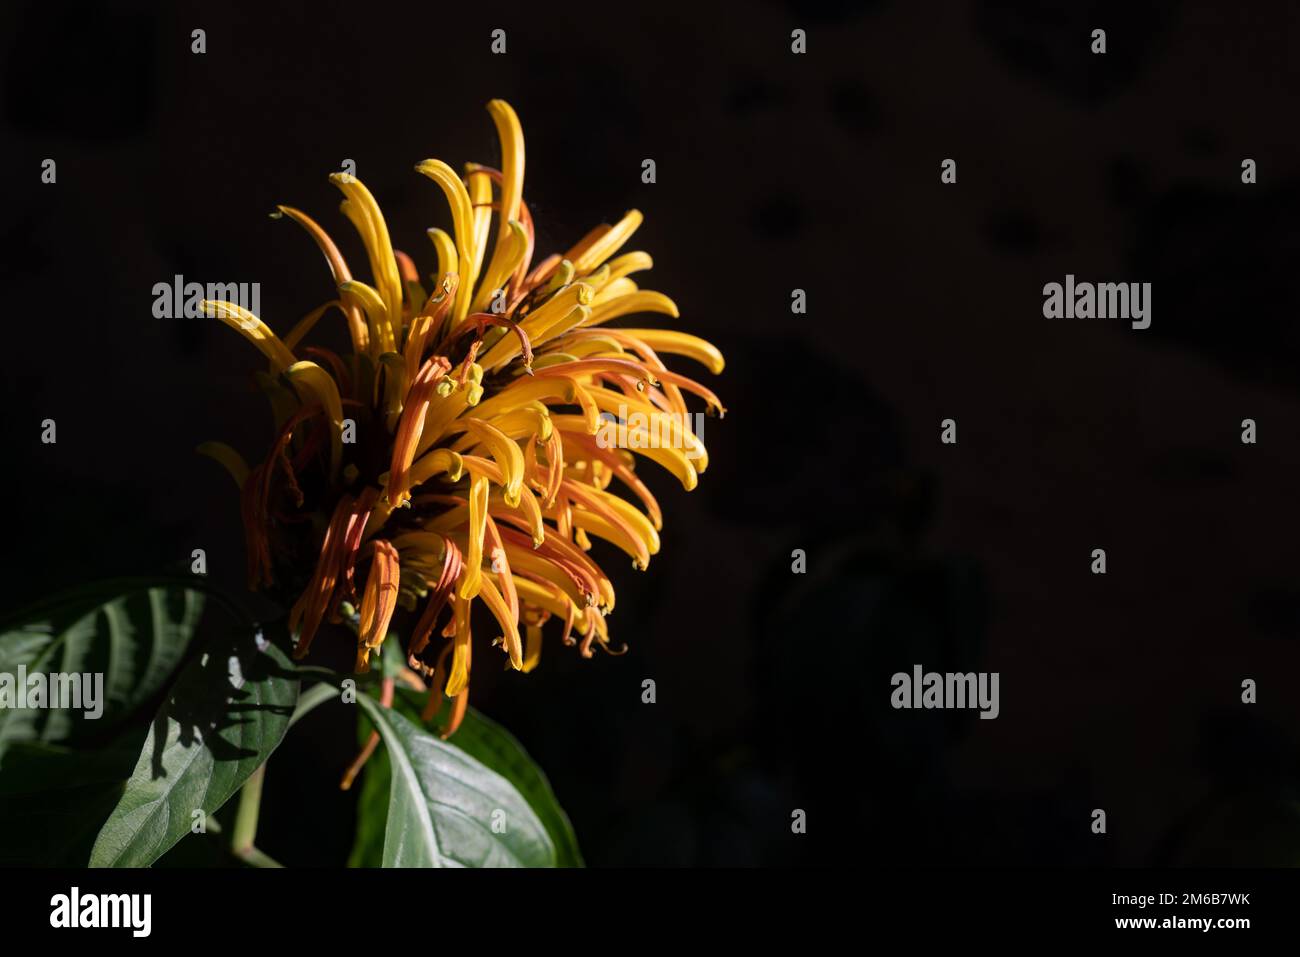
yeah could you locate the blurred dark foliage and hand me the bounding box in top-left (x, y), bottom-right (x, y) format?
top-left (5, 0), bottom-right (1300, 866)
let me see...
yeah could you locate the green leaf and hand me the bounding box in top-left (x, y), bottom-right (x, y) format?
top-left (88, 619), bottom-right (300, 867)
top-left (446, 709), bottom-right (584, 867)
top-left (0, 578), bottom-right (208, 748)
top-left (350, 690), bottom-right (581, 867)
top-left (0, 737), bottom-right (144, 866)
top-left (348, 734), bottom-right (392, 868)
top-left (354, 694), bottom-right (556, 867)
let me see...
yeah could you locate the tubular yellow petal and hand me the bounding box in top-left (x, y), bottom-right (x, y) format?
top-left (477, 575), bottom-right (523, 670)
top-left (554, 334), bottom-right (627, 359)
top-left (500, 544), bottom-right (589, 608)
top-left (508, 576), bottom-right (577, 624)
top-left (285, 360), bottom-right (344, 475)
top-left (427, 228), bottom-right (459, 286)
top-left (454, 418), bottom-right (525, 506)
top-left (571, 482), bottom-right (660, 555)
top-left (530, 352), bottom-right (579, 370)
top-left (603, 251), bottom-right (653, 284)
top-left (586, 290), bottom-right (679, 327)
top-left (505, 486), bottom-right (545, 546)
top-left (561, 224), bottom-right (611, 271)
top-left (485, 517), bottom-right (516, 611)
top-left (272, 205), bottom-right (369, 352)
top-left (455, 422), bottom-right (541, 463)
top-left (535, 259), bottom-right (575, 301)
top-left (535, 358), bottom-right (656, 387)
top-left (520, 526), bottom-right (615, 610)
top-left (289, 498), bottom-right (353, 658)
top-left (414, 159), bottom-right (477, 321)
top-left (530, 304), bottom-right (592, 350)
top-left (521, 255), bottom-right (561, 297)
top-left (599, 328), bottom-right (724, 374)
top-left (386, 358), bottom-right (451, 506)
top-left (376, 352), bottom-right (409, 432)
top-left (338, 280), bottom-right (396, 355)
top-left (561, 481), bottom-right (652, 568)
top-left (470, 219), bottom-right (527, 315)
top-left (403, 316), bottom-right (432, 378)
top-left (556, 416), bottom-right (699, 490)
top-left (445, 596), bottom-right (472, 697)
top-left (203, 300), bottom-right (297, 372)
top-left (473, 405), bottom-right (552, 443)
top-left (487, 100), bottom-right (525, 231)
top-left (524, 283), bottom-right (595, 336)
top-left (523, 621), bottom-right (543, 673)
top-left (329, 174), bottom-right (404, 344)
top-left (577, 439), bottom-right (663, 530)
top-left (414, 380), bottom-right (474, 456)
top-left (457, 474), bottom-right (490, 600)
top-left (642, 366), bottom-right (726, 420)
top-left (460, 477), bottom-right (546, 547)
top-left (463, 374), bottom-right (577, 425)
top-left (591, 277), bottom-right (638, 305)
top-left (398, 447), bottom-right (465, 493)
top-left (466, 168), bottom-right (494, 299)
top-left (569, 507), bottom-right (649, 567)
top-left (571, 209), bottom-right (643, 274)
top-left (584, 386), bottom-right (708, 470)
top-left (362, 498), bottom-right (392, 543)
top-left (571, 381), bottom-right (603, 434)
top-left (577, 264), bottom-right (611, 295)
top-left (391, 529), bottom-right (454, 553)
top-left (405, 274), bottom-right (457, 381)
top-left (357, 540), bottom-right (401, 661)
top-left (458, 453), bottom-right (503, 485)
top-left (478, 282), bottom-right (594, 370)
top-left (197, 441), bottom-right (250, 489)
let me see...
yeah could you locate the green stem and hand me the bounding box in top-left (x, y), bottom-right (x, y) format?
top-left (231, 764), bottom-right (282, 867)
top-left (240, 846), bottom-right (284, 868)
top-left (232, 764), bottom-right (265, 852)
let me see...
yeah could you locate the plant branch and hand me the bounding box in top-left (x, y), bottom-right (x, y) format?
top-left (231, 763), bottom-right (283, 867)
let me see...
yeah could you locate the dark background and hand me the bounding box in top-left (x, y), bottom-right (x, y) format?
top-left (4, 0), bottom-right (1300, 866)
